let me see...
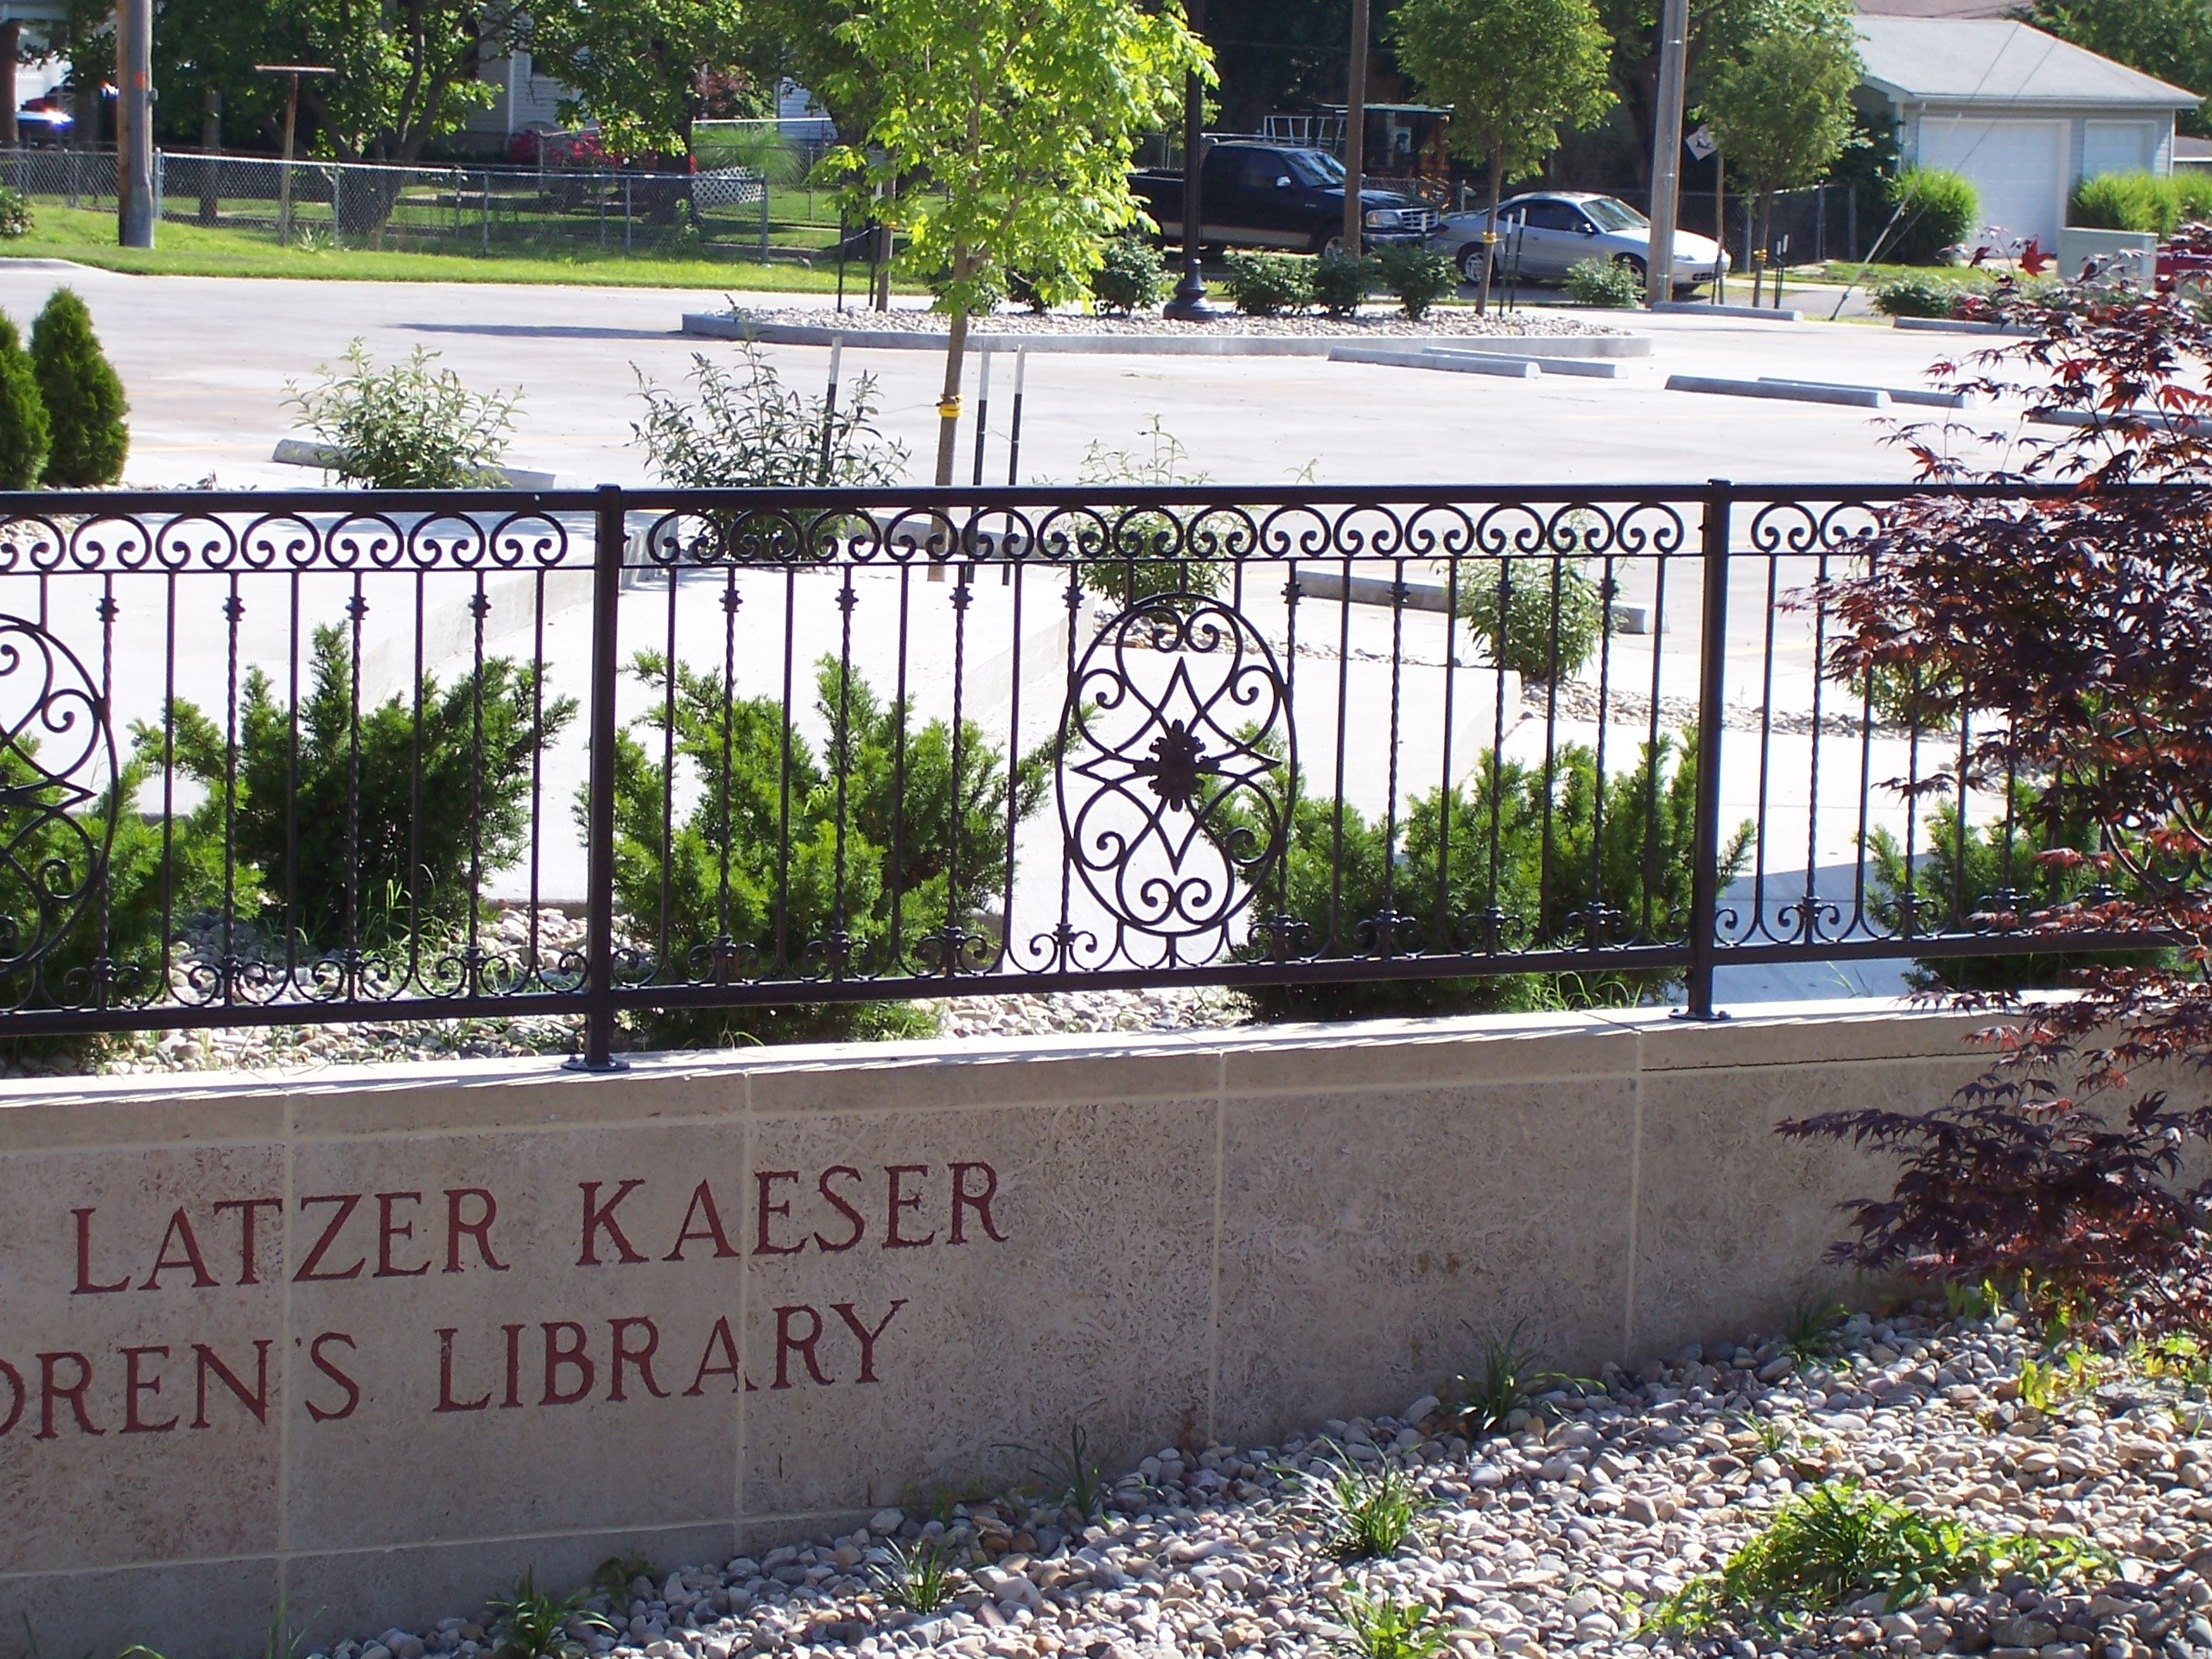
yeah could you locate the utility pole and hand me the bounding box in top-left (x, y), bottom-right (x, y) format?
top-left (1162, 0), bottom-right (1216, 319)
top-left (1643, 0), bottom-right (1688, 308)
top-left (116, 0), bottom-right (155, 248)
top-left (1340, 0), bottom-right (1370, 255)
top-left (0, 22), bottom-right (21, 148)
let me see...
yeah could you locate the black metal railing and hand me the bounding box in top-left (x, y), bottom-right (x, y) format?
top-left (0, 481), bottom-right (2152, 1065)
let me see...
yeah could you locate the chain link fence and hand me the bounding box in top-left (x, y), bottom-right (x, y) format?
top-left (0, 146), bottom-right (119, 210)
top-left (0, 146), bottom-right (779, 259)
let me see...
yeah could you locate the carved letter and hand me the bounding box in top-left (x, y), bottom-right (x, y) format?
top-left (192, 1340), bottom-right (272, 1427)
top-left (295, 1194), bottom-right (365, 1282)
top-left (141, 1207), bottom-right (218, 1290)
top-left (122, 1345), bottom-right (177, 1433)
top-left (306, 1333), bottom-right (359, 1423)
top-left (831, 1300), bottom-right (907, 1384)
top-left (683, 1317), bottom-right (753, 1396)
top-left (814, 1166), bottom-right (866, 1253)
top-left (435, 1329), bottom-right (491, 1413)
top-left (576, 1180), bottom-right (647, 1266)
top-left (772, 1305), bottom-right (831, 1388)
top-left (35, 1351), bottom-right (100, 1439)
top-left (753, 1170), bottom-right (803, 1255)
top-left (542, 1321), bottom-right (594, 1405)
top-left (374, 1192), bottom-right (429, 1279)
top-left (0, 1358), bottom-right (22, 1437)
top-left (883, 1164), bottom-right (935, 1248)
top-left (213, 1198), bottom-right (282, 1285)
top-left (664, 1182), bottom-right (737, 1262)
top-left (501, 1322), bottom-right (525, 1408)
top-left (444, 1188), bottom-right (506, 1274)
top-left (950, 1161), bottom-right (1008, 1244)
top-left (71, 1207), bottom-right (127, 1294)
top-left (607, 1317), bottom-right (669, 1402)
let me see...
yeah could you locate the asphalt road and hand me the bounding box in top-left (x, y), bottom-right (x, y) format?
top-left (0, 260), bottom-right (2012, 492)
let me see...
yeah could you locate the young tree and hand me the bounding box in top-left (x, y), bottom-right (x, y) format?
top-left (825, 0), bottom-right (1208, 487)
top-left (1696, 0), bottom-right (1862, 261)
top-left (524, 0), bottom-right (750, 159)
top-left (1782, 251), bottom-right (2212, 1338)
top-left (30, 288), bottom-right (126, 488)
top-left (1391, 0), bottom-right (1616, 312)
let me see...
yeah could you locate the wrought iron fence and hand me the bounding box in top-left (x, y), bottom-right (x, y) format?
top-left (0, 480), bottom-right (2153, 1065)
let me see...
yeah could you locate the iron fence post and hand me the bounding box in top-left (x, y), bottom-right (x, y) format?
top-left (570, 485), bottom-right (627, 1071)
top-left (1683, 478), bottom-right (1732, 1020)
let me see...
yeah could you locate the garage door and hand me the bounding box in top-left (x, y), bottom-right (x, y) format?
top-left (1916, 118), bottom-right (2067, 251)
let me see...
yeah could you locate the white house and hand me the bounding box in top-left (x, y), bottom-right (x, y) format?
top-left (1853, 16), bottom-right (2201, 249)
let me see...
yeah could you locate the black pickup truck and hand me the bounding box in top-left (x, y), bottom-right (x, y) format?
top-left (1130, 141), bottom-right (1437, 255)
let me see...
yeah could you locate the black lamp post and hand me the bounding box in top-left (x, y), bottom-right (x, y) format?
top-left (1161, 0), bottom-right (1216, 321)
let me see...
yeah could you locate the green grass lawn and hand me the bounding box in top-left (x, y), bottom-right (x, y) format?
top-left (0, 205), bottom-right (896, 292)
top-left (1816, 260), bottom-right (2004, 289)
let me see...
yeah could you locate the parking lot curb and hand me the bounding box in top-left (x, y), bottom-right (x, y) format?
top-left (682, 311), bottom-right (1651, 359)
top-left (1665, 374), bottom-right (1888, 408)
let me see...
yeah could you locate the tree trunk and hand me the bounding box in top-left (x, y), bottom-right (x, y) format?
top-left (933, 284), bottom-right (970, 488)
top-left (1477, 151), bottom-right (1503, 317)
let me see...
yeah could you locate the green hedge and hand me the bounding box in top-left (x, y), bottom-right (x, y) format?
top-left (2070, 170), bottom-right (2212, 237)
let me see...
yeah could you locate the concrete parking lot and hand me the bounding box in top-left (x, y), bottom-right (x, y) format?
top-left (0, 260), bottom-right (2011, 490)
top-left (0, 259), bottom-right (2012, 1001)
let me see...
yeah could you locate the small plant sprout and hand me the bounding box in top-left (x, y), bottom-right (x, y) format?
top-left (1331, 1585), bottom-right (1449, 1659)
top-left (1299, 1442), bottom-right (1429, 1561)
top-left (2135, 1331), bottom-right (2212, 1390)
top-left (1448, 1321), bottom-right (1583, 1438)
top-left (867, 1536), bottom-right (968, 1613)
top-left (486, 1570), bottom-right (613, 1659)
top-left (1727, 1408), bottom-right (1791, 1460)
top-left (1637, 1482), bottom-right (2111, 1632)
top-left (592, 1553), bottom-right (655, 1604)
top-left (1780, 1296), bottom-right (1849, 1364)
top-left (2015, 1350), bottom-right (2102, 1414)
top-left (1004, 1422), bottom-right (1109, 1522)
top-left (1942, 1276), bottom-right (2003, 1323)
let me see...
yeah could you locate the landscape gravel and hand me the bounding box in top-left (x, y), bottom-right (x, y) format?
top-left (728, 305), bottom-right (1617, 340)
top-left (0, 903), bottom-right (1251, 1079)
top-left (290, 1306), bottom-right (2212, 1659)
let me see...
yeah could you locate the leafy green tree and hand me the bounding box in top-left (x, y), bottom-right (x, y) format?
top-left (160, 626), bottom-right (576, 951)
top-left (126, 0), bottom-right (518, 163)
top-left (30, 288), bottom-right (127, 488)
top-left (1696, 0), bottom-right (1863, 258)
top-left (743, 0), bottom-right (878, 143)
top-left (0, 311), bottom-right (49, 490)
top-left (824, 0), bottom-right (1208, 486)
top-left (1390, 0), bottom-right (1617, 311)
top-left (2034, 0), bottom-right (2212, 138)
top-left (524, 0), bottom-right (749, 158)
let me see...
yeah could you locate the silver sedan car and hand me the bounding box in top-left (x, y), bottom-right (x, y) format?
top-left (1430, 192), bottom-right (1730, 291)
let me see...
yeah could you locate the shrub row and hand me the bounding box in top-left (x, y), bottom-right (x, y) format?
top-left (1222, 245), bottom-right (1459, 321)
top-left (0, 287), bottom-right (130, 489)
top-left (2071, 169), bottom-right (2212, 237)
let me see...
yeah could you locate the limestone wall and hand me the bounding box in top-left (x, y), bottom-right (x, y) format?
top-left (0, 999), bottom-right (1999, 1654)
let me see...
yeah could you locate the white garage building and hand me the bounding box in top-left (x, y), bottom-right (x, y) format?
top-left (1854, 16), bottom-right (2200, 251)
